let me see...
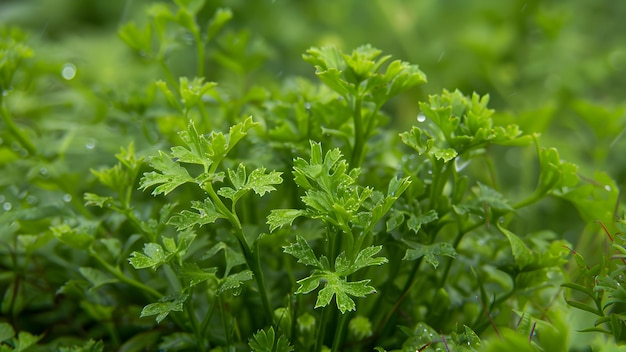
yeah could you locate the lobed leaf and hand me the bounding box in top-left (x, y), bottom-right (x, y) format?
top-left (267, 209), bottom-right (306, 232)
top-left (403, 241), bottom-right (456, 268)
top-left (140, 151), bottom-right (194, 196)
top-left (129, 243), bottom-right (169, 270)
top-left (283, 235), bottom-right (322, 268)
top-left (168, 198), bottom-right (225, 230)
top-left (496, 222), bottom-right (533, 269)
top-left (141, 294), bottom-right (188, 324)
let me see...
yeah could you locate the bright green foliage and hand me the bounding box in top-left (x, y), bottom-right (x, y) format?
top-left (284, 236), bottom-right (387, 313)
top-left (129, 231), bottom-right (196, 270)
top-left (0, 323), bottom-right (41, 352)
top-left (1, 1), bottom-right (624, 351)
top-left (563, 219), bottom-right (626, 344)
top-left (249, 327), bottom-right (294, 352)
top-left (140, 293), bottom-right (189, 324)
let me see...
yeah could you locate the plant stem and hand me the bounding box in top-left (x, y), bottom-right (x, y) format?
top-left (187, 292), bottom-right (207, 352)
top-left (90, 249), bottom-right (162, 299)
top-left (315, 305), bottom-right (330, 352)
top-left (331, 312), bottom-right (350, 351)
top-left (218, 295), bottom-right (232, 346)
top-left (194, 30), bottom-right (205, 77)
top-left (205, 184), bottom-right (274, 326)
top-left (350, 97), bottom-right (364, 169)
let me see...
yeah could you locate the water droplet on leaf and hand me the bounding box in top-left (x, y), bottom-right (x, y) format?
top-left (63, 194), bottom-right (72, 203)
top-left (417, 113), bottom-right (426, 122)
top-left (85, 139), bottom-right (96, 150)
top-left (26, 195), bottom-right (38, 205)
top-left (3, 202), bottom-right (12, 211)
top-left (61, 63), bottom-right (77, 80)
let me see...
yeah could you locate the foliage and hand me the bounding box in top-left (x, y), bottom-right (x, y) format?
top-left (0, 0), bottom-right (624, 351)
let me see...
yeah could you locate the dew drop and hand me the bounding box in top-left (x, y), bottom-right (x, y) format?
top-left (63, 194), bottom-right (72, 203)
top-left (304, 102), bottom-right (311, 110)
top-left (3, 202), bottom-right (12, 211)
top-left (61, 63), bottom-right (77, 80)
top-left (85, 139), bottom-right (96, 150)
top-left (417, 113), bottom-right (426, 122)
top-left (605, 185), bottom-right (612, 191)
top-left (26, 195), bottom-right (38, 205)
top-left (40, 167), bottom-right (48, 176)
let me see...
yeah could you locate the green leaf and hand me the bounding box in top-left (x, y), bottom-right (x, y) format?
top-left (267, 209), bottom-right (306, 232)
top-left (201, 242), bottom-right (245, 276)
top-left (78, 267), bottom-right (118, 290)
top-left (140, 294), bottom-right (188, 324)
top-left (335, 246), bottom-right (387, 276)
top-left (118, 21), bottom-right (152, 55)
top-left (129, 243), bottom-right (169, 270)
top-left (0, 323), bottom-right (15, 342)
top-left (314, 274), bottom-right (375, 314)
top-left (496, 222), bottom-right (533, 269)
top-left (174, 0), bottom-right (205, 15)
top-left (249, 327), bottom-right (294, 352)
top-left (168, 198), bottom-right (225, 230)
top-left (407, 209), bottom-right (438, 233)
top-left (294, 270), bottom-right (376, 314)
top-left (64, 340), bottom-right (105, 352)
top-left (51, 224), bottom-right (93, 250)
top-left (207, 8), bottom-right (233, 41)
top-left (403, 241), bottom-right (456, 268)
top-left (178, 263), bottom-right (218, 287)
top-left (140, 151), bottom-right (194, 196)
top-left (179, 77), bottom-right (217, 109)
top-left (218, 270), bottom-right (253, 295)
top-left (14, 331), bottom-right (42, 351)
top-left (218, 164), bottom-right (282, 202)
top-left (475, 182), bottom-right (514, 212)
top-left (283, 235), bottom-right (322, 268)
top-left (84, 193), bottom-right (114, 208)
top-left (247, 168), bottom-right (283, 196)
top-left (464, 325), bottom-right (481, 348)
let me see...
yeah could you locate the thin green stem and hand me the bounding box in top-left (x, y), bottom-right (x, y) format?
top-left (350, 96), bottom-right (364, 169)
top-left (90, 249), bottom-right (162, 299)
top-left (205, 184), bottom-right (274, 326)
top-left (186, 290), bottom-right (207, 352)
top-left (315, 306), bottom-right (330, 352)
top-left (218, 295), bottom-right (232, 346)
top-left (374, 257), bottom-right (424, 339)
top-left (200, 295), bottom-right (218, 346)
top-left (331, 312), bottom-right (350, 352)
top-left (194, 30), bottom-right (205, 77)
